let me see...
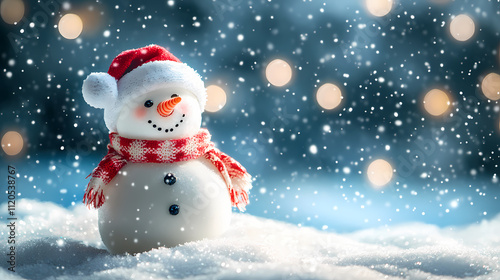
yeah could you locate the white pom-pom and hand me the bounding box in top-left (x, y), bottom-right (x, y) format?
top-left (82, 72), bottom-right (118, 109)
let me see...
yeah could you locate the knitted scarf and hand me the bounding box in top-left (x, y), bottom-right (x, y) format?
top-left (83, 129), bottom-right (251, 210)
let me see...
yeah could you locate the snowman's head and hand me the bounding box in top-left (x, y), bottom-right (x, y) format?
top-left (116, 87), bottom-right (202, 140)
top-left (82, 45), bottom-right (207, 138)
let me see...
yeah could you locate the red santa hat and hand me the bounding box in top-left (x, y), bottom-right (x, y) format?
top-left (82, 44), bottom-right (206, 132)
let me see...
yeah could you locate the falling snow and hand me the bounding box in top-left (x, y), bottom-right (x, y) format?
top-left (1, 0), bottom-right (500, 278)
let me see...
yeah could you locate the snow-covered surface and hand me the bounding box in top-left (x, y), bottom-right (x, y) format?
top-left (1, 199), bottom-right (499, 280)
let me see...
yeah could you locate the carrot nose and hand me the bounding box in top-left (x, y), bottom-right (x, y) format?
top-left (157, 97), bottom-right (182, 117)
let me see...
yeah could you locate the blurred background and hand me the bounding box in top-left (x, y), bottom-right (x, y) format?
top-left (1, 0), bottom-right (499, 232)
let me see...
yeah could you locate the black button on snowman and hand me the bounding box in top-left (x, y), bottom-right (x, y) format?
top-left (164, 173), bottom-right (176, 186)
top-left (82, 45), bottom-right (252, 254)
top-left (169, 204), bottom-right (180, 215)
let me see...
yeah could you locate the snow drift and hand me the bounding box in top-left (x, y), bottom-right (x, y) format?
top-left (0, 199), bottom-right (499, 279)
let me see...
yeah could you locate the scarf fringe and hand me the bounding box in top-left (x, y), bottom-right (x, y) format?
top-left (83, 174), bottom-right (106, 209)
top-left (230, 173), bottom-right (252, 211)
top-left (83, 147), bottom-right (127, 209)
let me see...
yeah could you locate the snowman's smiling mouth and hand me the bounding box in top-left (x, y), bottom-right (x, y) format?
top-left (147, 114), bottom-right (186, 133)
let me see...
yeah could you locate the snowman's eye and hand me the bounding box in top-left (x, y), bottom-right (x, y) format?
top-left (171, 94), bottom-right (179, 98)
top-left (144, 100), bottom-right (154, 108)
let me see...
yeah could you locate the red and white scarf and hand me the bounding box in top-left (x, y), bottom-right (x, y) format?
top-left (83, 129), bottom-right (251, 211)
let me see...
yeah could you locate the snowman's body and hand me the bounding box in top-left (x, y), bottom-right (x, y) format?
top-left (82, 45), bottom-right (250, 254)
top-left (99, 158), bottom-right (231, 254)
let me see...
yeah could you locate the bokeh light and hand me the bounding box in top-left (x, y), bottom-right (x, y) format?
top-left (367, 159), bottom-right (393, 188)
top-left (58, 13), bottom-right (83, 40)
top-left (365, 0), bottom-right (393, 17)
top-left (423, 89), bottom-right (451, 117)
top-left (1, 131), bottom-right (24, 156)
top-left (481, 73), bottom-right (500, 101)
top-left (205, 85), bottom-right (227, 112)
top-left (0, 0), bottom-right (24, 24)
top-left (316, 83), bottom-right (343, 110)
top-left (449, 14), bottom-right (475, 42)
top-left (265, 59), bottom-right (293, 87)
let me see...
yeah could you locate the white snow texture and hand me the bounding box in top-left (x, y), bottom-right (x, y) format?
top-left (0, 199), bottom-right (499, 280)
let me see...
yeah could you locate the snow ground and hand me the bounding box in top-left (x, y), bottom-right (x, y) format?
top-left (0, 199), bottom-right (499, 280)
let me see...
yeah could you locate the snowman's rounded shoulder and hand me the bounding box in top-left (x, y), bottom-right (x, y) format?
top-left (120, 157), bottom-right (220, 174)
top-left (109, 157), bottom-right (226, 190)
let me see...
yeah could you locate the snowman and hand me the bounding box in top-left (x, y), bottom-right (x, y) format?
top-left (81, 45), bottom-right (251, 254)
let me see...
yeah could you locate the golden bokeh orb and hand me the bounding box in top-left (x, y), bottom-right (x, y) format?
top-left (265, 59), bottom-right (293, 87)
top-left (365, 0), bottom-right (393, 17)
top-left (423, 89), bottom-right (451, 117)
top-left (316, 83), bottom-right (343, 110)
top-left (0, 0), bottom-right (24, 24)
top-left (481, 73), bottom-right (500, 101)
top-left (205, 85), bottom-right (227, 112)
top-left (367, 159), bottom-right (393, 188)
top-left (58, 13), bottom-right (83, 40)
top-left (449, 14), bottom-right (475, 42)
top-left (1, 131), bottom-right (24, 156)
